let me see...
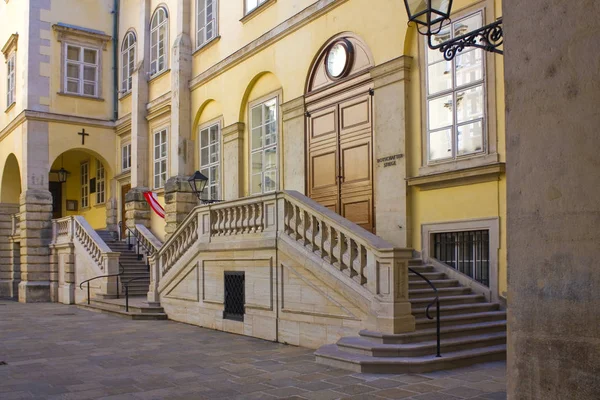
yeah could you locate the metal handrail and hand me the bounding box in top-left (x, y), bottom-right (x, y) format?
top-left (79, 263), bottom-right (125, 305)
top-left (118, 221), bottom-right (154, 264)
top-left (408, 267), bottom-right (442, 358)
top-left (122, 276), bottom-right (149, 312)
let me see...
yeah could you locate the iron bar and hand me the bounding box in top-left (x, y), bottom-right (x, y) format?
top-left (428, 18), bottom-right (503, 61)
top-left (87, 282), bottom-right (90, 305)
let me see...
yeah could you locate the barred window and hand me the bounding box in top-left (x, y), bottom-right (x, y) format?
top-left (434, 230), bottom-right (490, 286)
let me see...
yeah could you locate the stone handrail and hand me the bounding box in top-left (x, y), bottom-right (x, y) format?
top-left (134, 224), bottom-right (162, 256)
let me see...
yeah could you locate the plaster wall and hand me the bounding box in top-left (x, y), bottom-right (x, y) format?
top-left (504, 0), bottom-right (600, 399)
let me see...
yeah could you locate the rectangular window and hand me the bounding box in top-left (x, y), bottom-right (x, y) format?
top-left (81, 162), bottom-right (89, 208)
top-left (121, 143), bottom-right (131, 171)
top-left (425, 12), bottom-right (485, 163)
top-left (153, 128), bottom-right (168, 189)
top-left (7, 53), bottom-right (15, 107)
top-left (199, 122), bottom-right (220, 200)
top-left (223, 272), bottom-right (245, 321)
top-left (250, 97), bottom-right (278, 195)
top-left (434, 230), bottom-right (490, 286)
top-left (65, 44), bottom-right (99, 97)
top-left (197, 0), bottom-right (217, 48)
top-left (245, 0), bottom-right (268, 14)
top-left (96, 160), bottom-right (105, 204)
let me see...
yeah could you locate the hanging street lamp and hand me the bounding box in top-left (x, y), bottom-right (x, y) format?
top-left (187, 170), bottom-right (222, 204)
top-left (403, 0), bottom-right (503, 61)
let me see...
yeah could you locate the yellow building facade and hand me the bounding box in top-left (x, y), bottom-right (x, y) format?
top-left (0, 0), bottom-right (506, 337)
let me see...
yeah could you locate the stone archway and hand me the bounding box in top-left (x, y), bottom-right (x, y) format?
top-left (0, 153), bottom-right (22, 298)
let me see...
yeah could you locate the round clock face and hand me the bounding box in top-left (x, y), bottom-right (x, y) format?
top-left (326, 42), bottom-right (350, 79)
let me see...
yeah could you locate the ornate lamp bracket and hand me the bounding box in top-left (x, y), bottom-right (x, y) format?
top-left (428, 18), bottom-right (503, 61)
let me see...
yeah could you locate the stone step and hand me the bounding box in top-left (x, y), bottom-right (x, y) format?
top-left (411, 302), bottom-right (499, 318)
top-left (409, 279), bottom-right (460, 289)
top-left (335, 331), bottom-right (507, 358)
top-left (88, 297), bottom-right (163, 314)
top-left (314, 343), bottom-right (506, 374)
top-left (408, 265), bottom-right (435, 273)
top-left (410, 294), bottom-right (485, 308)
top-left (408, 259), bottom-right (424, 266)
top-left (409, 272), bottom-right (446, 281)
top-left (78, 302), bottom-right (167, 320)
top-left (409, 286), bottom-right (472, 299)
top-left (415, 311), bottom-right (507, 330)
top-left (359, 320), bottom-right (507, 344)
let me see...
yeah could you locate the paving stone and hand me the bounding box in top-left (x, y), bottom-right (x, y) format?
top-left (371, 387), bottom-right (418, 399)
top-left (410, 392), bottom-right (462, 400)
top-left (364, 379), bottom-right (406, 389)
top-left (476, 392), bottom-right (508, 400)
top-left (264, 386), bottom-right (308, 398)
top-left (333, 384), bottom-right (377, 395)
top-left (390, 374), bottom-right (433, 384)
top-left (302, 389), bottom-right (347, 400)
top-left (441, 385), bottom-right (489, 398)
top-left (401, 383), bottom-right (442, 393)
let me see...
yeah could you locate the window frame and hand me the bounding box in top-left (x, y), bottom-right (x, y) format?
top-left (96, 160), bottom-right (105, 204)
top-left (196, 0), bottom-right (218, 49)
top-left (153, 127), bottom-right (169, 189)
top-left (198, 120), bottom-right (222, 201)
top-left (150, 6), bottom-right (169, 77)
top-left (121, 31), bottom-right (136, 93)
top-left (248, 93), bottom-right (280, 196)
top-left (63, 43), bottom-right (99, 98)
top-left (121, 142), bottom-right (132, 171)
top-left (6, 53), bottom-right (16, 108)
top-left (419, 0), bottom-right (499, 175)
top-left (80, 161), bottom-right (89, 209)
top-left (244, 0), bottom-right (272, 16)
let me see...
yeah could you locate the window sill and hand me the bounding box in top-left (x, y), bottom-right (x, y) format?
top-left (119, 91), bottom-right (132, 101)
top-left (408, 160), bottom-right (505, 190)
top-left (5, 102), bottom-right (16, 113)
top-left (419, 153), bottom-right (499, 176)
top-left (193, 35), bottom-right (221, 56)
top-left (152, 188), bottom-right (165, 196)
top-left (149, 68), bottom-right (170, 83)
top-left (240, 0), bottom-right (277, 23)
top-left (57, 92), bottom-right (104, 102)
top-left (94, 202), bottom-right (106, 208)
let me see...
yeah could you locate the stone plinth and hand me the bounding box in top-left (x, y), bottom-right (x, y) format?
top-left (125, 187), bottom-right (151, 230)
top-left (164, 176), bottom-right (197, 241)
top-left (222, 123), bottom-right (245, 200)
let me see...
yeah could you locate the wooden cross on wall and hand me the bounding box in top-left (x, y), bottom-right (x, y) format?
top-left (78, 128), bottom-right (89, 145)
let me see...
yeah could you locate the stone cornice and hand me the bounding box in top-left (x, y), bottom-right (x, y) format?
top-left (370, 56), bottom-right (412, 89)
top-left (189, 0), bottom-right (350, 90)
top-left (1, 33), bottom-right (18, 59)
top-left (407, 162), bottom-right (505, 190)
top-left (0, 110), bottom-right (115, 141)
top-left (52, 23), bottom-right (112, 50)
top-left (281, 96), bottom-right (305, 122)
top-left (116, 113), bottom-right (132, 136)
top-left (222, 122), bottom-right (245, 143)
top-left (146, 92), bottom-right (171, 121)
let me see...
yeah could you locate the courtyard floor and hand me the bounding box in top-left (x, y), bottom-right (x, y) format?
top-left (0, 300), bottom-right (506, 400)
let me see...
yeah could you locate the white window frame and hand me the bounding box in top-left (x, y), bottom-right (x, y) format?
top-left (245, 0), bottom-right (268, 15)
top-left (121, 142), bottom-right (131, 171)
top-left (153, 128), bottom-right (168, 189)
top-left (64, 43), bottom-right (99, 97)
top-left (121, 31), bottom-right (136, 93)
top-left (150, 7), bottom-right (168, 76)
top-left (96, 160), bottom-right (105, 204)
top-left (424, 10), bottom-right (487, 165)
top-left (7, 53), bottom-right (15, 107)
top-left (81, 162), bottom-right (89, 208)
top-left (199, 121), bottom-right (221, 200)
top-left (196, 0), bottom-right (218, 49)
top-left (249, 96), bottom-right (279, 195)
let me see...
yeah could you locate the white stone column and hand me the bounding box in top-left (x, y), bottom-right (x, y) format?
top-left (222, 123), bottom-right (245, 200)
top-left (281, 96), bottom-right (306, 193)
top-left (369, 56), bottom-right (412, 248)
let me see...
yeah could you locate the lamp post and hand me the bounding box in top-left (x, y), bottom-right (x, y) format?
top-left (187, 170), bottom-right (222, 204)
top-left (403, 0), bottom-right (503, 61)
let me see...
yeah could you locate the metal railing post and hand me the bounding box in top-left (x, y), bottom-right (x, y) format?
top-left (125, 285), bottom-right (129, 312)
top-left (87, 282), bottom-right (90, 305)
top-left (436, 297), bottom-right (441, 357)
top-left (116, 275), bottom-right (120, 299)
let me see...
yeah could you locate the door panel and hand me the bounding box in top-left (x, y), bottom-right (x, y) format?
top-left (341, 196), bottom-right (372, 231)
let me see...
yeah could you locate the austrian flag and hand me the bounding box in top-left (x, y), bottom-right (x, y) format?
top-left (143, 191), bottom-right (165, 219)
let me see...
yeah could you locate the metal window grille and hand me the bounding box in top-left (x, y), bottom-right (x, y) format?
top-left (223, 272), bottom-right (245, 321)
top-left (434, 230), bottom-right (490, 286)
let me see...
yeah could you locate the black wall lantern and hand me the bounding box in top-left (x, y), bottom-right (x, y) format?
top-left (188, 171), bottom-right (222, 204)
top-left (57, 167), bottom-right (69, 183)
top-left (404, 0), bottom-right (503, 61)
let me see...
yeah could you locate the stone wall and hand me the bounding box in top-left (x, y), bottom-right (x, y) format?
top-left (504, 0), bottom-right (600, 398)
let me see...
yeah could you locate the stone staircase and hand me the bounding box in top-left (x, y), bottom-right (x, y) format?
top-left (96, 230), bottom-right (150, 297)
top-left (78, 296), bottom-right (168, 320)
top-left (315, 260), bottom-right (507, 373)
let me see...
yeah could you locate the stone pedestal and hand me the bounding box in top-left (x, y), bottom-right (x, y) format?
top-left (222, 123), bottom-right (245, 200)
top-left (0, 203), bottom-right (19, 298)
top-left (125, 187), bottom-right (151, 230)
top-left (18, 189), bottom-right (53, 303)
top-left (281, 97), bottom-right (306, 193)
top-left (164, 176), bottom-right (197, 241)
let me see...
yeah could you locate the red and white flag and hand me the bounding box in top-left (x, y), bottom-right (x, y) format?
top-left (143, 191), bottom-right (165, 219)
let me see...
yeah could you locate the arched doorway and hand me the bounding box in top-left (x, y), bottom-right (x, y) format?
top-left (0, 154), bottom-right (22, 204)
top-left (305, 34), bottom-right (375, 232)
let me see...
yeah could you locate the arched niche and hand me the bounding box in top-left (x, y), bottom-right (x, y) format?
top-left (305, 33), bottom-right (375, 94)
top-left (0, 154), bottom-right (22, 204)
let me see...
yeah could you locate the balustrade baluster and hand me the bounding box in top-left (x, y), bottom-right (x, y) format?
top-left (338, 231), bottom-right (348, 272)
top-left (329, 226), bottom-right (338, 265)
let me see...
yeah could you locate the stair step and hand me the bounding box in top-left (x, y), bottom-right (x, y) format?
top-left (412, 302), bottom-right (499, 318)
top-left (336, 331), bottom-right (506, 357)
top-left (409, 272), bottom-right (446, 281)
top-left (410, 294), bottom-right (485, 307)
top-left (409, 279), bottom-right (460, 289)
top-left (415, 311), bottom-right (507, 329)
top-left (78, 303), bottom-right (167, 320)
top-left (315, 343), bottom-right (506, 374)
top-left (408, 259), bottom-right (424, 266)
top-left (89, 298), bottom-right (162, 314)
top-left (409, 287), bottom-right (471, 299)
top-left (360, 320), bottom-right (506, 344)
top-left (408, 265), bottom-right (434, 273)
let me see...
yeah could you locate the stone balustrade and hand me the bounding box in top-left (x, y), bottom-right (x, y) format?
top-left (134, 224), bottom-right (162, 256)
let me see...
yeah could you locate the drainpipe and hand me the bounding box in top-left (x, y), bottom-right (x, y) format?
top-left (112, 0), bottom-right (120, 121)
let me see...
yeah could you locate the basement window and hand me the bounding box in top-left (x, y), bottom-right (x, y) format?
top-left (433, 230), bottom-right (489, 286)
top-left (223, 272), bottom-right (245, 321)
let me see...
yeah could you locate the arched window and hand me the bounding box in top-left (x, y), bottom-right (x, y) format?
top-left (121, 31), bottom-right (136, 92)
top-left (150, 7), bottom-right (168, 76)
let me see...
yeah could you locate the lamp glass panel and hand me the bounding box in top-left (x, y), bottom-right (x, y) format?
top-left (432, 0), bottom-right (451, 15)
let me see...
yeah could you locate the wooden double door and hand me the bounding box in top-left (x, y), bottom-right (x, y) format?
top-left (307, 88), bottom-right (374, 232)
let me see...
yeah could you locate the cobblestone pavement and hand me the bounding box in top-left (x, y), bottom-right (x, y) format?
top-left (0, 300), bottom-right (507, 400)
